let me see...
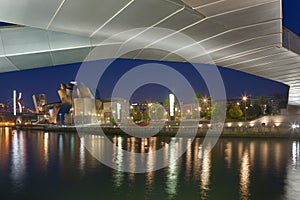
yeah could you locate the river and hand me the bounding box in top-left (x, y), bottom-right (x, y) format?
top-left (0, 128), bottom-right (299, 200)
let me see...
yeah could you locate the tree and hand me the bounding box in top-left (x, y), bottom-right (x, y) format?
top-left (265, 104), bottom-right (273, 115)
top-left (228, 104), bottom-right (243, 119)
top-left (247, 104), bottom-right (262, 118)
top-left (143, 109), bottom-right (151, 121)
top-left (194, 92), bottom-right (203, 103)
top-left (133, 110), bottom-right (142, 122)
top-left (257, 96), bottom-right (266, 114)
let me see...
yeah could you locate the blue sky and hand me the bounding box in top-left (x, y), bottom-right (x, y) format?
top-left (282, 0), bottom-right (300, 36)
top-left (0, 59), bottom-right (288, 109)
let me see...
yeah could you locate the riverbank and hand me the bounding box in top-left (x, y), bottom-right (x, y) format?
top-left (9, 124), bottom-right (300, 139)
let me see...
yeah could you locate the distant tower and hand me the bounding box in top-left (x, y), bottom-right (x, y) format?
top-left (13, 90), bottom-right (23, 116)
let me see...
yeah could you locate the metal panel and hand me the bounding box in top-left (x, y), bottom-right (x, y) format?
top-left (156, 8), bottom-right (204, 31)
top-left (7, 52), bottom-right (53, 70)
top-left (195, 0), bottom-right (278, 17)
top-left (0, 31), bottom-right (5, 57)
top-left (202, 34), bottom-right (282, 62)
top-left (92, 0), bottom-right (182, 41)
top-left (198, 21), bottom-right (280, 52)
top-left (134, 48), bottom-right (178, 61)
top-left (1, 27), bottom-right (50, 55)
top-left (0, 0), bottom-right (63, 28)
top-left (209, 1), bottom-right (281, 29)
top-left (51, 47), bottom-right (91, 65)
top-left (183, 0), bottom-right (221, 8)
top-left (48, 30), bottom-right (91, 50)
top-left (231, 52), bottom-right (295, 69)
top-left (217, 47), bottom-right (286, 67)
top-left (0, 57), bottom-right (18, 72)
top-left (49, 0), bottom-right (132, 36)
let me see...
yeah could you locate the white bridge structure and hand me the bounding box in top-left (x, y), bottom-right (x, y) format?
top-left (0, 0), bottom-right (299, 105)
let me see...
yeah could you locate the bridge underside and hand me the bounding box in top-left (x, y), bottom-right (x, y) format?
top-left (0, 0), bottom-right (299, 105)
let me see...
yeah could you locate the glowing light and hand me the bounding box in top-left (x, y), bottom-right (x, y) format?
top-left (207, 124), bottom-right (211, 128)
top-left (198, 124), bottom-right (203, 128)
top-left (227, 122), bottom-right (232, 127)
top-left (238, 123), bottom-right (243, 127)
top-left (13, 90), bottom-right (16, 116)
top-left (169, 94), bottom-right (175, 117)
top-left (274, 122), bottom-right (281, 127)
top-left (249, 123), bottom-right (255, 127)
top-left (292, 124), bottom-right (297, 129)
top-left (240, 150), bottom-right (250, 199)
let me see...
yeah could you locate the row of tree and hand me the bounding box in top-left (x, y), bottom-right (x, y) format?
top-left (129, 93), bottom-right (287, 123)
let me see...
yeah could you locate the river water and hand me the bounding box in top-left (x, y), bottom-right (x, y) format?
top-left (0, 127), bottom-right (300, 200)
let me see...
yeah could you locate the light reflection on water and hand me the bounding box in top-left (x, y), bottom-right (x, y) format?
top-left (240, 149), bottom-right (250, 200)
top-left (11, 130), bottom-right (26, 192)
top-left (0, 128), bottom-right (300, 199)
top-left (200, 144), bottom-right (211, 200)
top-left (284, 141), bottom-right (300, 200)
top-left (166, 138), bottom-right (179, 199)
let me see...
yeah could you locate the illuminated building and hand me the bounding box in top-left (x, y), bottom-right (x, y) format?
top-left (32, 94), bottom-right (47, 113)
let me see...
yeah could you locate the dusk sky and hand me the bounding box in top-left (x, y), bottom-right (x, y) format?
top-left (0, 58), bottom-right (288, 109)
top-left (0, 0), bottom-right (298, 109)
top-left (282, 0), bottom-right (300, 36)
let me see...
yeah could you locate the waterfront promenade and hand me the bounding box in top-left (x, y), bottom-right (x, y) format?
top-left (6, 114), bottom-right (300, 139)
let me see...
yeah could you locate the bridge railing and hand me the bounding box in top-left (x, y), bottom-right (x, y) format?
top-left (283, 26), bottom-right (300, 55)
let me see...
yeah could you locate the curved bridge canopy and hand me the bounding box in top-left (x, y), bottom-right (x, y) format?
top-left (0, 0), bottom-right (299, 105)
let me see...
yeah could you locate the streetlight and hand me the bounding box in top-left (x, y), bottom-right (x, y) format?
top-left (59, 113), bottom-right (62, 125)
top-left (242, 96), bottom-right (247, 121)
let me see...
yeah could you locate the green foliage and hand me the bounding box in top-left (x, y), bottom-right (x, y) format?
top-left (247, 104), bottom-right (262, 117)
top-left (111, 118), bottom-right (117, 126)
top-left (143, 109), bottom-right (151, 121)
top-left (163, 98), bottom-right (169, 107)
top-left (194, 92), bottom-right (203, 101)
top-left (133, 110), bottom-right (142, 122)
top-left (228, 104), bottom-right (243, 119)
top-left (265, 104), bottom-right (273, 115)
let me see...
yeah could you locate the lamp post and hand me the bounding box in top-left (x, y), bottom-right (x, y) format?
top-left (242, 96), bottom-right (247, 121)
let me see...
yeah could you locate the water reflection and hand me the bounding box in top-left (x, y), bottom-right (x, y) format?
top-left (185, 139), bottom-right (192, 181)
top-left (200, 145), bottom-right (212, 200)
top-left (166, 138), bottom-right (179, 199)
top-left (284, 141), bottom-right (300, 200)
top-left (224, 142), bottom-right (232, 168)
top-left (0, 129), bottom-right (296, 200)
top-left (43, 132), bottom-right (49, 168)
top-left (79, 137), bottom-right (85, 174)
top-left (240, 149), bottom-right (250, 200)
top-left (11, 130), bottom-right (26, 192)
